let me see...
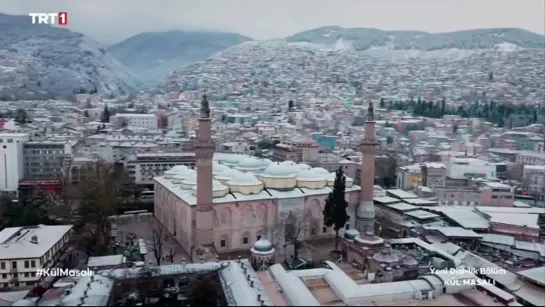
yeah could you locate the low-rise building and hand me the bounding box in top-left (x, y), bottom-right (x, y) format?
top-left (110, 113), bottom-right (158, 129)
top-left (523, 165), bottom-right (545, 201)
top-left (0, 225), bottom-right (73, 289)
top-left (124, 152), bottom-right (197, 186)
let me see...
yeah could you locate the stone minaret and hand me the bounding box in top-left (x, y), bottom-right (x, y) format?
top-left (193, 94), bottom-right (216, 260)
top-left (356, 102), bottom-right (379, 235)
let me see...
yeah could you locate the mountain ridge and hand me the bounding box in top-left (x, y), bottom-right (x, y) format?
top-left (286, 26), bottom-right (545, 50)
top-left (107, 30), bottom-right (252, 85)
top-left (0, 13), bottom-right (141, 100)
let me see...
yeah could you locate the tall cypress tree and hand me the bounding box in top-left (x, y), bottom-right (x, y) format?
top-left (323, 167), bottom-right (349, 251)
top-left (100, 105), bottom-right (111, 123)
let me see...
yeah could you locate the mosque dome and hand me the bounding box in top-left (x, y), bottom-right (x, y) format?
top-left (344, 229), bottom-right (360, 240)
top-left (261, 163), bottom-right (298, 178)
top-left (213, 162), bottom-right (233, 182)
top-left (171, 174), bottom-right (187, 184)
top-left (297, 169), bottom-right (327, 181)
top-left (262, 159), bottom-right (273, 165)
top-left (281, 160), bottom-right (297, 167)
top-left (236, 157), bottom-right (267, 171)
top-left (213, 162), bottom-right (231, 175)
top-left (259, 162), bottom-right (298, 190)
top-left (191, 180), bottom-right (230, 198)
top-left (297, 163), bottom-right (312, 171)
top-left (163, 170), bottom-right (177, 179)
top-left (181, 171), bottom-right (198, 189)
top-left (373, 248), bottom-right (400, 264)
top-left (222, 154), bottom-right (247, 166)
top-left (228, 172), bottom-right (262, 186)
top-left (228, 172), bottom-right (264, 194)
top-left (251, 237), bottom-right (274, 254)
top-left (312, 167), bottom-right (330, 175)
top-left (326, 173), bottom-right (354, 187)
top-left (297, 169), bottom-right (327, 189)
top-left (170, 165), bottom-right (190, 174)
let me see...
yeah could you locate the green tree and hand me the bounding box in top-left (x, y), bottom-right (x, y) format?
top-left (0, 193), bottom-right (53, 228)
top-left (379, 98), bottom-right (385, 108)
top-left (323, 167), bottom-right (349, 251)
top-left (14, 108), bottom-right (28, 125)
top-left (288, 100), bottom-right (294, 110)
top-left (100, 105), bottom-right (111, 123)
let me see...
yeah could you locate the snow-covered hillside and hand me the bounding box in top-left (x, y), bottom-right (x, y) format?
top-left (0, 13), bottom-right (141, 100)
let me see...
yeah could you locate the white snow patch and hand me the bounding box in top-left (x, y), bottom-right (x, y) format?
top-left (323, 30), bottom-right (338, 38)
top-left (494, 42), bottom-right (521, 52)
top-left (334, 38), bottom-right (353, 51)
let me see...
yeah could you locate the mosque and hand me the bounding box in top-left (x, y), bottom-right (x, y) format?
top-left (153, 94), bottom-right (380, 260)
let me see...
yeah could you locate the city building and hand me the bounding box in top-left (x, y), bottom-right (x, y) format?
top-left (123, 152), bottom-right (197, 186)
top-left (0, 225), bottom-right (73, 289)
top-left (446, 157), bottom-right (497, 179)
top-left (23, 140), bottom-right (68, 180)
top-left (110, 113), bottom-right (158, 129)
top-left (272, 138), bottom-right (319, 162)
top-left (523, 165), bottom-right (545, 201)
top-left (396, 163), bottom-right (421, 190)
top-left (516, 151), bottom-right (545, 165)
top-left (0, 132), bottom-right (30, 197)
top-left (435, 181), bottom-right (514, 207)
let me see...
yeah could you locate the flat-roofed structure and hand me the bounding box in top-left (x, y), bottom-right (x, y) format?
top-left (386, 189), bottom-right (419, 200)
top-left (0, 224), bottom-right (73, 289)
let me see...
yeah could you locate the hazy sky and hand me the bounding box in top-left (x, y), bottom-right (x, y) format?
top-left (1, 0), bottom-right (544, 45)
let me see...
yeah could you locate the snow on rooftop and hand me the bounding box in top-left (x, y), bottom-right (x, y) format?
top-left (386, 202), bottom-right (418, 212)
top-left (373, 196), bottom-right (401, 204)
top-left (219, 260), bottom-right (273, 306)
top-left (423, 207), bottom-right (490, 229)
top-left (487, 213), bottom-right (539, 229)
top-left (476, 206), bottom-right (544, 215)
top-left (424, 226), bottom-right (482, 238)
top-left (404, 210), bottom-right (440, 220)
top-left (87, 255), bottom-right (124, 268)
top-left (0, 225), bottom-right (73, 260)
top-left (480, 233), bottom-right (516, 246)
top-left (517, 267), bottom-right (545, 286)
top-left (386, 189), bottom-right (419, 199)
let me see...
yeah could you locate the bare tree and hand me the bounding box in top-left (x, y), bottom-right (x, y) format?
top-left (41, 159), bottom-right (81, 224)
top-left (272, 208), bottom-right (319, 260)
top-left (149, 219), bottom-right (165, 266)
top-left (78, 160), bottom-right (126, 255)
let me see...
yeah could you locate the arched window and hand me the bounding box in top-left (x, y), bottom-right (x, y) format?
top-left (257, 204), bottom-right (267, 225)
top-left (221, 208), bottom-right (232, 226)
top-left (285, 211), bottom-right (297, 243)
top-left (242, 205), bottom-right (254, 226)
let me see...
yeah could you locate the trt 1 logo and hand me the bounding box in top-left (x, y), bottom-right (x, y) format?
top-left (29, 12), bottom-right (68, 25)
